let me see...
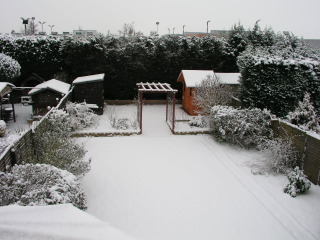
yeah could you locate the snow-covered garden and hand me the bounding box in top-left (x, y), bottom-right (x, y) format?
top-left (80, 105), bottom-right (320, 240)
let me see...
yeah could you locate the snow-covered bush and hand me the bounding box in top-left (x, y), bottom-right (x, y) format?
top-left (65, 102), bottom-right (98, 131)
top-left (0, 164), bottom-right (87, 209)
top-left (286, 92), bottom-right (320, 133)
top-left (251, 138), bottom-right (297, 175)
top-left (27, 109), bottom-right (90, 178)
top-left (115, 117), bottom-right (130, 130)
top-left (0, 120), bottom-right (6, 137)
top-left (0, 53), bottom-right (21, 82)
top-left (189, 116), bottom-right (207, 128)
top-left (210, 106), bottom-right (273, 148)
top-left (284, 167), bottom-right (311, 197)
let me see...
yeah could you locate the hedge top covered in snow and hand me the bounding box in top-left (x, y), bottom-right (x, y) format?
top-left (29, 79), bottom-right (71, 95)
top-left (73, 73), bottom-right (105, 85)
top-left (177, 70), bottom-right (240, 88)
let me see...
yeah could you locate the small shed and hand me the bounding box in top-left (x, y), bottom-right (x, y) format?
top-left (72, 73), bottom-right (105, 115)
top-left (29, 79), bottom-right (71, 115)
top-left (177, 70), bottom-right (240, 115)
top-left (0, 82), bottom-right (16, 122)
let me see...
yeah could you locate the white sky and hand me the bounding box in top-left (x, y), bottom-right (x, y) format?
top-left (1, 0), bottom-right (320, 39)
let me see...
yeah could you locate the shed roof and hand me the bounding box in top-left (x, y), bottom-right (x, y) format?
top-left (0, 82), bottom-right (15, 97)
top-left (73, 73), bottom-right (105, 85)
top-left (177, 70), bottom-right (240, 87)
top-left (28, 79), bottom-right (71, 95)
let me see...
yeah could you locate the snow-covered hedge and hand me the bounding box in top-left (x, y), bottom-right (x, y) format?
top-left (237, 46), bottom-right (320, 117)
top-left (210, 106), bottom-right (273, 148)
top-left (0, 164), bottom-right (87, 209)
top-left (0, 53), bottom-right (21, 82)
top-left (284, 167), bottom-right (311, 197)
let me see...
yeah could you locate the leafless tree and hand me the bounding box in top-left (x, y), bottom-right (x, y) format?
top-left (119, 22), bottom-right (135, 37)
top-left (193, 74), bottom-right (233, 115)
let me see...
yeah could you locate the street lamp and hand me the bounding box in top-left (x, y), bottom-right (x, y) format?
top-left (183, 25), bottom-right (186, 35)
top-left (31, 17), bottom-right (35, 34)
top-left (207, 20), bottom-right (211, 33)
top-left (21, 17), bottom-right (29, 35)
top-left (168, 28), bottom-right (170, 34)
top-left (173, 27), bottom-right (175, 35)
top-left (39, 21), bottom-right (46, 32)
top-left (156, 22), bottom-right (159, 35)
top-left (48, 25), bottom-right (55, 34)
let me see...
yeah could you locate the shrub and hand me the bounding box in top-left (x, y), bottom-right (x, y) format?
top-left (65, 102), bottom-right (98, 131)
top-left (0, 120), bottom-right (6, 137)
top-left (251, 138), bottom-right (297, 175)
top-left (284, 167), bottom-right (311, 197)
top-left (27, 109), bottom-right (90, 178)
top-left (286, 92), bottom-right (320, 133)
top-left (0, 53), bottom-right (21, 82)
top-left (210, 106), bottom-right (273, 148)
top-left (189, 116), bottom-right (207, 128)
top-left (0, 164), bottom-right (87, 209)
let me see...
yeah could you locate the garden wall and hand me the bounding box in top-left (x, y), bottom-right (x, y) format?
top-left (272, 120), bottom-right (320, 185)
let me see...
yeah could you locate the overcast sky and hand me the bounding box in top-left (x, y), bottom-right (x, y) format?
top-left (1, 0), bottom-right (320, 38)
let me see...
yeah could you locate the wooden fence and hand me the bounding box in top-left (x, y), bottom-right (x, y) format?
top-left (0, 89), bottom-right (73, 172)
top-left (272, 120), bottom-right (320, 186)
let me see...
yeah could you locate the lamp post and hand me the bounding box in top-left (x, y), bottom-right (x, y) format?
top-left (21, 17), bottom-right (29, 35)
top-left (48, 25), bottom-right (55, 34)
top-left (207, 20), bottom-right (211, 33)
top-left (183, 25), bottom-right (186, 35)
top-left (39, 21), bottom-right (46, 32)
top-left (168, 28), bottom-right (170, 34)
top-left (156, 22), bottom-right (159, 35)
top-left (173, 27), bottom-right (175, 35)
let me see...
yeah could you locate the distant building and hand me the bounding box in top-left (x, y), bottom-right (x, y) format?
top-left (73, 30), bottom-right (98, 37)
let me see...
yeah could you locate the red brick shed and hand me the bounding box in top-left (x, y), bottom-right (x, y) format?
top-left (177, 70), bottom-right (240, 115)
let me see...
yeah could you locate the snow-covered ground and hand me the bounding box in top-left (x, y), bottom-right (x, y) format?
top-left (81, 105), bottom-right (320, 240)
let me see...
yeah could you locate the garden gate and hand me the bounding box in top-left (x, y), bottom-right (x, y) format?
top-left (136, 82), bottom-right (177, 134)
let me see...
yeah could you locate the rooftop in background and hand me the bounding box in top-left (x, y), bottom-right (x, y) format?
top-left (177, 70), bottom-right (240, 88)
top-left (28, 79), bottom-right (71, 95)
top-left (73, 73), bottom-right (105, 85)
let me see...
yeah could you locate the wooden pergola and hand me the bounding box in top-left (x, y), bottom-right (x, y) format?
top-left (136, 82), bottom-right (178, 134)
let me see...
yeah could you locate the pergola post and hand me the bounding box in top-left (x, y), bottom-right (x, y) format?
top-left (166, 93), bottom-right (168, 122)
top-left (139, 91), bottom-right (143, 134)
top-left (172, 92), bottom-right (176, 134)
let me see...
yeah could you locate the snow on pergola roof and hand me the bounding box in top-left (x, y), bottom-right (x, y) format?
top-left (136, 82), bottom-right (177, 92)
top-left (177, 70), bottom-right (240, 87)
top-left (0, 82), bottom-right (15, 97)
top-left (73, 73), bottom-right (105, 85)
top-left (28, 79), bottom-right (71, 95)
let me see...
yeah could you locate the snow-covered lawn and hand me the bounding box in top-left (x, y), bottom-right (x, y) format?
top-left (81, 105), bottom-right (320, 240)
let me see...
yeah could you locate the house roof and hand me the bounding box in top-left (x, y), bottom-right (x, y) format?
top-left (177, 70), bottom-right (240, 88)
top-left (0, 82), bottom-right (15, 97)
top-left (28, 79), bottom-right (71, 95)
top-left (73, 73), bottom-right (105, 85)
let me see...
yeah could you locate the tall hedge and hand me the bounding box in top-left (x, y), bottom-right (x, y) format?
top-left (238, 50), bottom-right (320, 117)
